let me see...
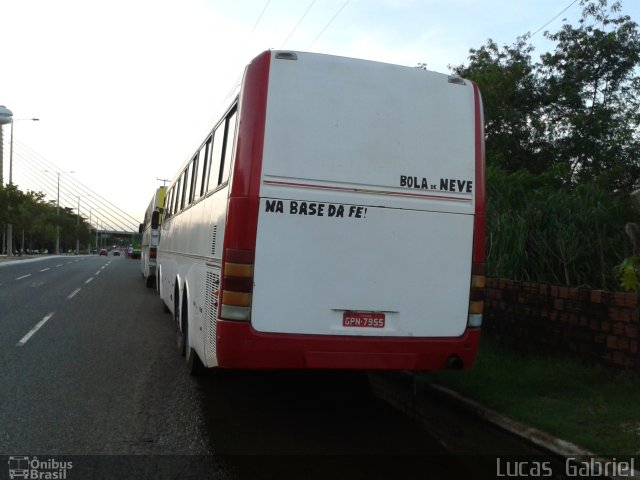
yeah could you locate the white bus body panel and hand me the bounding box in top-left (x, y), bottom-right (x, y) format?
top-left (158, 186), bottom-right (228, 368)
top-left (251, 52), bottom-right (477, 338)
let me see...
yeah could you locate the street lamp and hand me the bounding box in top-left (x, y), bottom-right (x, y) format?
top-left (9, 117), bottom-right (40, 184)
top-left (0, 107), bottom-right (12, 186)
top-left (44, 170), bottom-right (74, 255)
top-left (0, 106), bottom-right (12, 256)
top-left (1, 110), bottom-right (39, 257)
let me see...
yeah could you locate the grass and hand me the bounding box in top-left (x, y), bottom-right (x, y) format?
top-left (419, 337), bottom-right (640, 456)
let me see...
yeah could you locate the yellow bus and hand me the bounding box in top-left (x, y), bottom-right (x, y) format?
top-left (140, 186), bottom-right (166, 288)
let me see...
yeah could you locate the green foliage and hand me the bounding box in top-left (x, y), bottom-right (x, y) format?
top-left (487, 166), bottom-right (634, 288)
top-left (614, 256), bottom-right (640, 291)
top-left (0, 184), bottom-right (94, 253)
top-left (451, 0), bottom-right (640, 289)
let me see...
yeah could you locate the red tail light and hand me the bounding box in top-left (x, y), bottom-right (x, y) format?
top-left (220, 248), bottom-right (255, 321)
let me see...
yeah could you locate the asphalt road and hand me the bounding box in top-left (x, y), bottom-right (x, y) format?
top-left (0, 255), bottom-right (478, 480)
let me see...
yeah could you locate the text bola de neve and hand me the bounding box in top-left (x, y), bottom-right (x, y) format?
top-left (496, 457), bottom-right (636, 477)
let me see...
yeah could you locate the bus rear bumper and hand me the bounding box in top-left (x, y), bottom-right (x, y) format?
top-left (216, 321), bottom-right (481, 371)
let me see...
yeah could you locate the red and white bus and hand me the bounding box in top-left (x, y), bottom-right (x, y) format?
top-left (157, 50), bottom-right (485, 372)
top-left (140, 186), bottom-right (166, 288)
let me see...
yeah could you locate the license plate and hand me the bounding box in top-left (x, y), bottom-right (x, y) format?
top-left (342, 312), bottom-right (385, 328)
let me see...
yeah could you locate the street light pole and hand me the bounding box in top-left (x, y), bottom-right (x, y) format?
top-left (0, 106), bottom-right (12, 256)
top-left (88, 208), bottom-right (92, 254)
top-left (9, 118), bottom-right (39, 184)
top-left (56, 172), bottom-right (60, 255)
top-left (5, 115), bottom-right (39, 257)
top-left (45, 170), bottom-right (74, 255)
top-left (76, 195), bottom-right (90, 255)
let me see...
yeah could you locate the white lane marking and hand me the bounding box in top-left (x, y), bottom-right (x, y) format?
top-left (56, 264), bottom-right (63, 268)
top-left (85, 277), bottom-right (94, 284)
top-left (40, 268), bottom-right (51, 272)
top-left (95, 270), bottom-right (101, 276)
top-left (67, 288), bottom-right (81, 299)
top-left (16, 274), bottom-right (32, 280)
top-left (17, 312), bottom-right (55, 346)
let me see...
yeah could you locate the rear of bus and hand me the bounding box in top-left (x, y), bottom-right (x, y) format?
top-left (217, 51), bottom-right (485, 371)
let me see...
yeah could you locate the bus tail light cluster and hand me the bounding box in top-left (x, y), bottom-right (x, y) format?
top-left (220, 248), bottom-right (255, 321)
top-left (468, 262), bottom-right (485, 328)
top-left (150, 247), bottom-right (157, 259)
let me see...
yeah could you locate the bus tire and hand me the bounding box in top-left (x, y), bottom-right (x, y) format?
top-left (182, 293), bottom-right (204, 375)
top-left (145, 274), bottom-right (155, 289)
top-left (175, 285), bottom-right (185, 356)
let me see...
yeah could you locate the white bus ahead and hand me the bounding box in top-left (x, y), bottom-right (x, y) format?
top-left (140, 186), bottom-right (166, 288)
top-left (157, 50), bottom-right (486, 372)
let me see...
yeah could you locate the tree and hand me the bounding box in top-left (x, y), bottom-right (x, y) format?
top-left (452, 0), bottom-right (640, 288)
top-left (453, 37), bottom-right (551, 174)
top-left (539, 0), bottom-right (640, 190)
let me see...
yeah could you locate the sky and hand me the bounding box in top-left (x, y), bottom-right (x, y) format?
top-left (1, 0), bottom-right (639, 228)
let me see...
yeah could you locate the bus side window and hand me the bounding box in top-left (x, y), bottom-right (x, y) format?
top-left (201, 136), bottom-right (213, 193)
top-left (181, 169), bottom-right (190, 210)
top-left (194, 140), bottom-right (209, 200)
top-left (186, 157), bottom-right (196, 205)
top-left (219, 110), bottom-right (238, 185)
top-left (165, 187), bottom-right (173, 218)
top-left (175, 176), bottom-right (184, 213)
top-left (207, 125), bottom-right (224, 192)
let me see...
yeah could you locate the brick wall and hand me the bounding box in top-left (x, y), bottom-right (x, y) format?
top-left (483, 278), bottom-right (640, 370)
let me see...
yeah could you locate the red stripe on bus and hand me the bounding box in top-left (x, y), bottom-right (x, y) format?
top-left (471, 81), bottom-right (486, 264)
top-left (222, 50), bottom-right (271, 253)
top-left (216, 320), bottom-right (481, 370)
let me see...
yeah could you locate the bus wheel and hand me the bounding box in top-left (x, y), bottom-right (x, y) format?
top-left (176, 286), bottom-right (185, 356)
top-left (145, 274), bottom-right (155, 289)
top-left (184, 307), bottom-right (204, 376)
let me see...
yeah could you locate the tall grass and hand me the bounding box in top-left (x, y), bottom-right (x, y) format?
top-left (486, 167), bottom-right (635, 289)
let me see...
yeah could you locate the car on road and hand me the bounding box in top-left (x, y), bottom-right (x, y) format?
top-left (113, 250), bottom-right (121, 256)
top-left (99, 249), bottom-right (108, 256)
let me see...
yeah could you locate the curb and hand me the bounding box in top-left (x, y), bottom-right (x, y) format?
top-left (0, 255), bottom-right (83, 268)
top-left (427, 383), bottom-right (594, 457)
top-left (369, 372), bottom-right (639, 480)
top-left (426, 384), bottom-right (640, 480)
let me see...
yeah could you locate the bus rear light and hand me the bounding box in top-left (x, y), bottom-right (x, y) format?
top-left (221, 248), bottom-right (255, 321)
top-left (468, 314), bottom-right (482, 328)
top-left (469, 301), bottom-right (483, 315)
top-left (221, 305), bottom-right (251, 321)
top-left (226, 248), bottom-right (255, 263)
top-left (223, 277), bottom-right (253, 292)
top-left (222, 290), bottom-right (252, 307)
top-left (150, 248), bottom-right (157, 259)
top-left (471, 274), bottom-right (485, 288)
top-left (224, 262), bottom-right (254, 278)
top-left (468, 262), bottom-right (485, 328)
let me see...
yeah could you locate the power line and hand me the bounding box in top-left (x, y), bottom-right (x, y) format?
top-left (13, 141), bottom-right (138, 227)
top-left (240, 0), bottom-right (272, 53)
top-left (248, 0), bottom-right (272, 37)
top-left (527, 0), bottom-right (580, 40)
top-left (6, 140), bottom-right (140, 232)
top-left (281, 0), bottom-right (317, 48)
top-left (307, 0), bottom-right (351, 50)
